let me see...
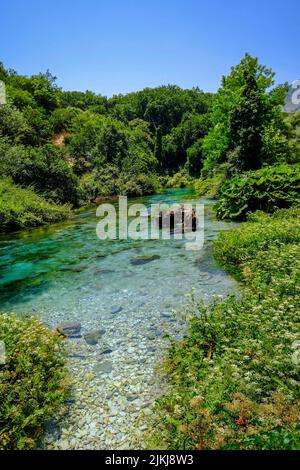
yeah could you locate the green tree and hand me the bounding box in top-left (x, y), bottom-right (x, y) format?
top-left (202, 54), bottom-right (289, 173)
top-left (0, 104), bottom-right (28, 143)
top-left (285, 110), bottom-right (300, 163)
top-left (154, 125), bottom-right (163, 164)
top-left (0, 143), bottom-right (80, 206)
top-left (186, 138), bottom-right (204, 176)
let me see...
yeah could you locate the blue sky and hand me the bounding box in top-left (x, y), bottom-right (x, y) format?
top-left (1, 0), bottom-right (299, 96)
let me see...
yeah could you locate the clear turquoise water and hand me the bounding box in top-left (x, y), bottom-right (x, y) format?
top-left (0, 188), bottom-right (239, 449)
top-left (0, 188), bottom-right (238, 316)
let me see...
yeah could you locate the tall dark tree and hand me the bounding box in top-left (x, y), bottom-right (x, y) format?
top-left (154, 125), bottom-right (163, 165)
top-left (202, 54), bottom-right (289, 173)
top-left (229, 67), bottom-right (266, 171)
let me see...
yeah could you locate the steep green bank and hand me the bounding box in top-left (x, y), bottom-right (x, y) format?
top-left (152, 207), bottom-right (300, 450)
top-left (0, 179), bottom-right (71, 232)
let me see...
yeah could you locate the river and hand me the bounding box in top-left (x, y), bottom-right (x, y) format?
top-left (0, 188), bottom-right (239, 449)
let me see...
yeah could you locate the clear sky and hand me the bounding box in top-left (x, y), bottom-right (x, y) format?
top-left (1, 0), bottom-right (299, 96)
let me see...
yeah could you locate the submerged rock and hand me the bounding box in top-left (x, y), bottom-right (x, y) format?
top-left (56, 323), bottom-right (81, 338)
top-left (161, 311), bottom-right (172, 318)
top-left (94, 360), bottom-right (113, 374)
top-left (94, 268), bottom-right (114, 275)
top-left (60, 265), bottom-right (87, 273)
top-left (130, 255), bottom-right (160, 266)
top-left (111, 305), bottom-right (123, 314)
top-left (68, 353), bottom-right (87, 360)
top-left (84, 329), bottom-right (106, 345)
top-left (127, 395), bottom-right (138, 402)
top-left (100, 348), bottom-right (113, 355)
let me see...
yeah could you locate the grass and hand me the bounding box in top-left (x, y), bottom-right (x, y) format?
top-left (151, 207), bottom-right (300, 450)
top-left (0, 179), bottom-right (71, 232)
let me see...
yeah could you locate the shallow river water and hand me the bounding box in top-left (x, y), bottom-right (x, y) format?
top-left (0, 188), bottom-right (239, 449)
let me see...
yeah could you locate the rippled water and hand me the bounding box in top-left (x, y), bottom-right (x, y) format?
top-left (0, 188), bottom-right (239, 449)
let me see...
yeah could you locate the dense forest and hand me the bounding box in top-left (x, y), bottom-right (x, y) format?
top-left (0, 54), bottom-right (300, 451)
top-left (0, 61), bottom-right (212, 230)
top-left (1, 53), bottom-right (299, 231)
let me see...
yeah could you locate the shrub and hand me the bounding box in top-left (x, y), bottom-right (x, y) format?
top-left (0, 314), bottom-right (69, 449)
top-left (0, 179), bottom-right (71, 232)
top-left (217, 164), bottom-right (300, 220)
top-left (0, 103), bottom-right (28, 142)
top-left (194, 165), bottom-right (228, 198)
top-left (214, 206), bottom-right (300, 276)
top-left (152, 208), bottom-right (300, 450)
top-left (49, 107), bottom-right (81, 133)
top-left (80, 165), bottom-right (120, 200)
top-left (80, 166), bottom-right (159, 200)
top-left (118, 172), bottom-right (159, 196)
top-left (164, 170), bottom-right (193, 189)
top-left (0, 143), bottom-right (81, 206)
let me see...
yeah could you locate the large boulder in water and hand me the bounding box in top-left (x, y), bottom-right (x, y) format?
top-left (153, 206), bottom-right (198, 233)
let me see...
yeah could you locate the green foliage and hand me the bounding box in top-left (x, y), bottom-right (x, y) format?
top-left (68, 112), bottom-right (129, 173)
top-left (0, 179), bottom-right (70, 231)
top-left (164, 170), bottom-right (193, 189)
top-left (0, 142), bottom-right (81, 206)
top-left (285, 110), bottom-right (300, 163)
top-left (80, 166), bottom-right (159, 199)
top-left (7, 69), bottom-right (60, 112)
top-left (202, 54), bottom-right (289, 173)
top-left (119, 172), bottom-right (160, 196)
top-left (0, 314), bottom-right (69, 449)
top-left (49, 107), bottom-right (81, 133)
top-left (59, 90), bottom-right (107, 112)
top-left (109, 85), bottom-right (213, 132)
top-left (108, 85), bottom-right (212, 172)
top-left (0, 103), bottom-right (28, 142)
top-left (0, 58), bottom-right (297, 231)
top-left (228, 63), bottom-right (267, 171)
top-left (162, 113), bottom-right (210, 171)
top-left (217, 164), bottom-right (300, 220)
top-left (194, 164), bottom-right (228, 198)
top-left (152, 208), bottom-right (300, 450)
top-left (186, 138), bottom-right (204, 176)
top-left (261, 120), bottom-right (291, 165)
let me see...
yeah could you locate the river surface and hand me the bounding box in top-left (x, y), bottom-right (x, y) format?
top-left (0, 188), bottom-right (239, 449)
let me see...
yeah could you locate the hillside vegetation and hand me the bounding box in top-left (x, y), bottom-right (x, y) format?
top-left (1, 54), bottom-right (300, 230)
top-left (0, 62), bottom-right (213, 231)
top-left (0, 179), bottom-right (70, 232)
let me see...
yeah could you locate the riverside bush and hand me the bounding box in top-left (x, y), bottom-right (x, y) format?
top-left (164, 170), bottom-right (193, 189)
top-left (152, 208), bottom-right (300, 450)
top-left (194, 164), bottom-right (228, 198)
top-left (80, 166), bottom-right (159, 200)
top-left (0, 314), bottom-right (69, 449)
top-left (217, 164), bottom-right (300, 220)
top-left (0, 179), bottom-right (71, 231)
